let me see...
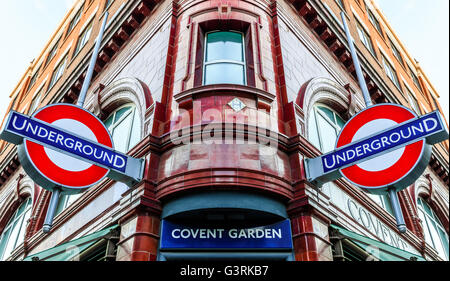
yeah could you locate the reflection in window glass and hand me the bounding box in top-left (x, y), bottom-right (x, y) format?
top-left (417, 198), bottom-right (449, 260)
top-left (104, 104), bottom-right (141, 153)
top-left (203, 31), bottom-right (246, 85)
top-left (0, 197), bottom-right (32, 260)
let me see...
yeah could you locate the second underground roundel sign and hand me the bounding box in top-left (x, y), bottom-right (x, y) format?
top-left (336, 104), bottom-right (429, 193)
top-left (20, 104), bottom-right (113, 193)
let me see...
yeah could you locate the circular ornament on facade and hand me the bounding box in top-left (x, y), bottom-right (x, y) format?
top-left (336, 104), bottom-right (430, 194)
top-left (18, 104), bottom-right (113, 194)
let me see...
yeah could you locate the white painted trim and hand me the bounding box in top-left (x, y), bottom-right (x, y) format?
top-left (105, 2), bottom-right (126, 30)
top-left (79, 5), bottom-right (99, 35)
top-left (52, 41), bottom-right (73, 69)
top-left (351, 5), bottom-right (370, 34)
top-left (322, 3), bottom-right (344, 29)
top-left (33, 75), bottom-right (49, 97)
top-left (401, 75), bottom-right (414, 95)
top-left (377, 42), bottom-right (395, 67)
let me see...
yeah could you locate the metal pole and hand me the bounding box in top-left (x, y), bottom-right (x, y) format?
top-left (77, 12), bottom-right (109, 108)
top-left (340, 12), bottom-right (373, 108)
top-left (388, 189), bottom-right (407, 233)
top-left (43, 188), bottom-right (61, 233)
top-left (41, 14), bottom-right (109, 234)
top-left (341, 12), bottom-right (406, 233)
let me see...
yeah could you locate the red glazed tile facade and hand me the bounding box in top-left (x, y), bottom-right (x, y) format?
top-left (0, 0), bottom-right (448, 261)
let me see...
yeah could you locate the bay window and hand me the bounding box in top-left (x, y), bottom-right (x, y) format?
top-left (203, 31), bottom-right (246, 86)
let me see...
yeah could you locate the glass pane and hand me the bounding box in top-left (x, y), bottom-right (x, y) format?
top-left (316, 113), bottom-right (338, 153)
top-left (417, 208), bottom-right (435, 248)
top-left (0, 228), bottom-right (12, 260)
top-left (113, 113), bottom-right (133, 153)
top-left (206, 32), bottom-right (244, 62)
top-left (104, 115), bottom-right (113, 131)
top-left (2, 220), bottom-right (21, 260)
top-left (420, 199), bottom-right (434, 217)
top-left (336, 114), bottom-right (346, 130)
top-left (15, 208), bottom-right (31, 250)
top-left (428, 219), bottom-right (447, 259)
top-left (129, 109), bottom-right (141, 150)
top-left (204, 63), bottom-right (245, 85)
top-left (308, 110), bottom-right (321, 150)
top-left (438, 228), bottom-right (449, 259)
top-left (317, 106), bottom-right (335, 123)
top-left (55, 195), bottom-right (69, 216)
top-left (114, 106), bottom-right (132, 123)
top-left (382, 195), bottom-right (394, 215)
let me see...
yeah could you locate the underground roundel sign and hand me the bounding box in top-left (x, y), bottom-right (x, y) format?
top-left (0, 104), bottom-right (144, 194)
top-left (305, 104), bottom-right (448, 195)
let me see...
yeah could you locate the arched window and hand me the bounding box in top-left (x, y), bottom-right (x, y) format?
top-left (417, 198), bottom-right (449, 260)
top-left (203, 31), bottom-right (246, 86)
top-left (104, 104), bottom-right (141, 153)
top-left (308, 104), bottom-right (345, 153)
top-left (307, 104), bottom-right (393, 214)
top-left (0, 197), bottom-right (32, 260)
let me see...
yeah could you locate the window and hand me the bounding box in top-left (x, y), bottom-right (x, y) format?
top-left (105, 0), bottom-right (114, 10)
top-left (203, 31), bottom-right (246, 86)
top-left (382, 54), bottom-right (401, 89)
top-left (336, 0), bottom-right (345, 10)
top-left (405, 86), bottom-right (421, 114)
top-left (104, 104), bottom-right (141, 153)
top-left (417, 198), bottom-right (449, 260)
top-left (66, 4), bottom-right (84, 38)
top-left (366, 8), bottom-right (383, 36)
top-left (45, 38), bottom-right (60, 67)
top-left (308, 104), bottom-right (345, 153)
top-left (0, 197), bottom-right (32, 261)
top-left (74, 21), bottom-right (93, 55)
top-left (48, 55), bottom-right (68, 90)
top-left (388, 38), bottom-right (404, 66)
top-left (29, 86), bottom-right (45, 114)
top-left (356, 21), bottom-right (376, 57)
top-left (409, 66), bottom-right (422, 92)
top-left (367, 193), bottom-right (394, 215)
top-left (55, 193), bottom-right (82, 216)
top-left (27, 66), bottom-right (41, 92)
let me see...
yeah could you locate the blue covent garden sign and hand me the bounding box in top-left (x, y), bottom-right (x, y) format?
top-left (160, 220), bottom-right (293, 250)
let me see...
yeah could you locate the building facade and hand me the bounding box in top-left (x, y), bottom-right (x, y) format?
top-left (0, 0), bottom-right (448, 261)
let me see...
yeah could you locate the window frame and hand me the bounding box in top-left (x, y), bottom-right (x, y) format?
top-left (27, 65), bottom-right (42, 93)
top-left (48, 54), bottom-right (68, 90)
top-left (193, 20), bottom-right (256, 88)
top-left (308, 104), bottom-right (345, 153)
top-left (366, 7), bottom-right (383, 37)
top-left (66, 4), bottom-right (84, 38)
top-left (74, 20), bottom-right (94, 56)
top-left (0, 197), bottom-right (32, 261)
top-left (381, 54), bottom-right (401, 90)
top-left (44, 38), bottom-right (61, 67)
top-left (356, 20), bottom-right (376, 57)
top-left (417, 198), bottom-right (449, 260)
top-left (388, 37), bottom-right (405, 67)
top-left (202, 30), bottom-right (247, 86)
top-left (104, 104), bottom-right (141, 153)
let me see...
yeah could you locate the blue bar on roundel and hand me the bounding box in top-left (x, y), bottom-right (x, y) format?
top-left (6, 112), bottom-right (128, 173)
top-left (322, 112), bottom-right (443, 173)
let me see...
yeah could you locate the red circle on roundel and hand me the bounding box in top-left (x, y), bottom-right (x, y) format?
top-left (337, 104), bottom-right (424, 188)
top-left (25, 104), bottom-right (112, 188)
